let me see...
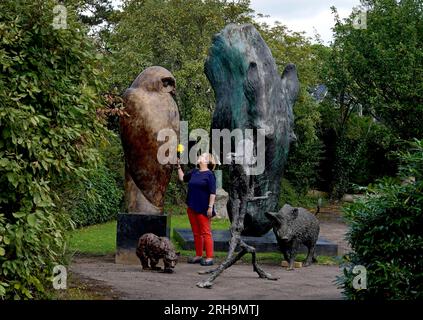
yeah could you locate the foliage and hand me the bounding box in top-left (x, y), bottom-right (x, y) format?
top-left (60, 130), bottom-right (124, 229)
top-left (317, 93), bottom-right (398, 198)
top-left (330, 0), bottom-right (423, 140)
top-left (0, 0), bottom-right (108, 299)
top-left (65, 130), bottom-right (124, 228)
top-left (164, 171), bottom-right (187, 210)
top-left (77, 0), bottom-right (116, 28)
top-left (316, 0), bottom-right (422, 197)
top-left (284, 89), bottom-right (324, 194)
top-left (317, 0), bottom-right (423, 198)
top-left (348, 115), bottom-right (398, 185)
top-left (257, 22), bottom-right (327, 86)
top-left (100, 132), bottom-right (125, 190)
top-left (67, 165), bottom-right (123, 227)
top-left (278, 179), bottom-right (305, 208)
top-left (278, 179), bottom-right (324, 209)
top-left (337, 139), bottom-right (423, 300)
top-left (76, 0), bottom-right (122, 51)
top-left (106, 0), bottom-right (253, 123)
top-left (257, 23), bottom-right (326, 194)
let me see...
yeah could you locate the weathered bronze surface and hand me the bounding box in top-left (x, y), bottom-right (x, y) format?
top-left (197, 24), bottom-right (300, 288)
top-left (120, 66), bottom-right (180, 214)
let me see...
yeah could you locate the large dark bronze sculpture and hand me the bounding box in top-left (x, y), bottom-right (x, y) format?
top-left (120, 66), bottom-right (180, 214)
top-left (197, 24), bottom-right (300, 288)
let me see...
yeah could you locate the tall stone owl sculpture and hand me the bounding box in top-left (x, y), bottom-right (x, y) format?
top-left (120, 66), bottom-right (180, 215)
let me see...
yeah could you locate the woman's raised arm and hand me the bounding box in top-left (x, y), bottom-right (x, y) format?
top-left (177, 159), bottom-right (185, 182)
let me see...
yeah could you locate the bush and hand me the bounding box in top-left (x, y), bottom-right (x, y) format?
top-left (330, 137), bottom-right (365, 199)
top-left (0, 0), bottom-right (107, 299)
top-left (278, 178), bottom-right (324, 209)
top-left (350, 117), bottom-right (398, 187)
top-left (282, 72), bottom-right (324, 195)
top-left (337, 139), bottom-right (423, 300)
top-left (318, 99), bottom-right (398, 198)
top-left (279, 178), bottom-right (301, 207)
top-left (68, 165), bottom-right (123, 227)
top-left (63, 131), bottom-right (124, 227)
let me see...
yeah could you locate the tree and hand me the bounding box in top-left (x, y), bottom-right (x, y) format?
top-left (330, 0), bottom-right (423, 140)
top-left (0, 0), bottom-right (108, 299)
top-left (106, 0), bottom-right (254, 130)
top-left (78, 0), bottom-right (115, 27)
top-left (257, 22), bottom-right (326, 193)
top-left (316, 0), bottom-right (421, 198)
top-left (76, 0), bottom-right (122, 51)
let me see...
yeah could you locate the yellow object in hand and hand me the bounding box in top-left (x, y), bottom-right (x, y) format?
top-left (177, 144), bottom-right (184, 153)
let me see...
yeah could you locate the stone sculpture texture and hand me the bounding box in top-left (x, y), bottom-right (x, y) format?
top-left (120, 66), bottom-right (180, 215)
top-left (197, 24), bottom-right (300, 288)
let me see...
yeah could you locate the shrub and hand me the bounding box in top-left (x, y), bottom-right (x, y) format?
top-left (279, 178), bottom-right (300, 207)
top-left (59, 125), bottom-right (124, 227)
top-left (330, 137), bottom-right (365, 199)
top-left (67, 164), bottom-right (123, 227)
top-left (337, 139), bottom-right (423, 300)
top-left (318, 99), bottom-right (398, 198)
top-left (279, 178), bottom-right (324, 209)
top-left (0, 0), bottom-right (107, 299)
top-left (55, 124), bottom-right (124, 227)
top-left (284, 85), bottom-right (324, 195)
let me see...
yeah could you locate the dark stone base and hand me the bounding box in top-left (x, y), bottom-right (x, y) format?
top-left (116, 213), bottom-right (170, 265)
top-left (174, 229), bottom-right (338, 256)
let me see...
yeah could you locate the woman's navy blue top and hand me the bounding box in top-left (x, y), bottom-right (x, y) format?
top-left (184, 169), bottom-right (217, 217)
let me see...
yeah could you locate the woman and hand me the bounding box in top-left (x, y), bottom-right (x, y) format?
top-left (177, 153), bottom-right (216, 266)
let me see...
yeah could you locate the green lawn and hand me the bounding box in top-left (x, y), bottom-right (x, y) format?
top-left (68, 220), bottom-right (117, 255)
top-left (68, 215), bottom-right (338, 265)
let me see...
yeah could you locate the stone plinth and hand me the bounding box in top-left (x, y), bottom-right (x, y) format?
top-left (174, 228), bottom-right (338, 256)
top-left (116, 213), bottom-right (170, 265)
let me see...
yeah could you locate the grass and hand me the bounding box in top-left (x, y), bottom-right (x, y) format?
top-left (68, 214), bottom-right (339, 265)
top-left (69, 220), bottom-right (117, 255)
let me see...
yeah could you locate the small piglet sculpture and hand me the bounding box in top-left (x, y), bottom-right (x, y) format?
top-left (265, 204), bottom-right (320, 270)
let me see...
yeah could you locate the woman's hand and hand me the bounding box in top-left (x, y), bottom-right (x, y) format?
top-left (207, 207), bottom-right (213, 218)
top-left (177, 159), bottom-right (184, 182)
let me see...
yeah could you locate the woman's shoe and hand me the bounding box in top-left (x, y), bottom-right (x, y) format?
top-left (200, 259), bottom-right (214, 266)
top-left (187, 256), bottom-right (202, 264)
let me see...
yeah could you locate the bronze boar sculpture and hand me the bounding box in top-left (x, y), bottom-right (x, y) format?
top-left (120, 66), bottom-right (180, 214)
top-left (196, 24), bottom-right (300, 288)
top-left (266, 204), bottom-right (320, 270)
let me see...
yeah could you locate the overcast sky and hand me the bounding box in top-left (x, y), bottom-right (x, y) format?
top-left (250, 0), bottom-right (362, 44)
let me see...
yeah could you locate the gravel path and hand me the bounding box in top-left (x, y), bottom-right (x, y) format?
top-left (70, 255), bottom-right (343, 300)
